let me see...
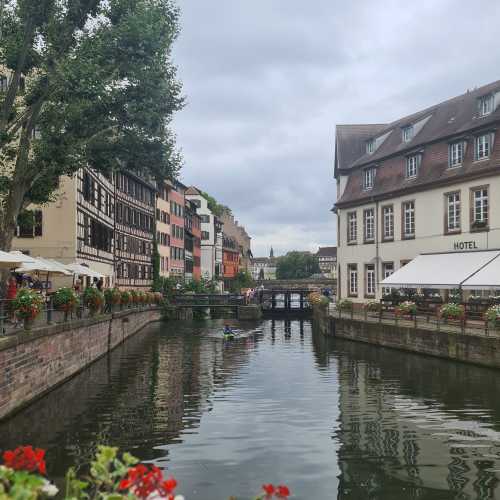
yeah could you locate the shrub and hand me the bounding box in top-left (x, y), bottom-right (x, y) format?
top-left (104, 288), bottom-right (122, 306)
top-left (12, 289), bottom-right (44, 321)
top-left (82, 288), bottom-right (104, 312)
top-left (337, 299), bottom-right (353, 311)
top-left (308, 292), bottom-right (329, 306)
top-left (439, 303), bottom-right (465, 320)
top-left (53, 287), bottom-right (79, 313)
top-left (395, 301), bottom-right (417, 316)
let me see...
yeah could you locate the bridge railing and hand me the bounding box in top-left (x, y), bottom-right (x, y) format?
top-left (171, 294), bottom-right (246, 307)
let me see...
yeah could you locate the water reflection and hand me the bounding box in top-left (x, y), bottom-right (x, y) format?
top-left (326, 338), bottom-right (500, 499)
top-left (3, 320), bottom-right (500, 498)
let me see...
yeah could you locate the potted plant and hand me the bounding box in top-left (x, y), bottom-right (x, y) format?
top-left (337, 298), bottom-right (353, 312)
top-left (104, 288), bottom-right (121, 311)
top-left (12, 289), bottom-right (45, 330)
top-left (83, 288), bottom-right (104, 316)
top-left (129, 290), bottom-right (138, 307)
top-left (364, 300), bottom-right (381, 316)
top-left (395, 300), bottom-right (417, 318)
top-left (439, 303), bottom-right (465, 323)
top-left (52, 287), bottom-right (79, 321)
top-left (121, 290), bottom-right (131, 308)
top-left (486, 305), bottom-right (500, 328)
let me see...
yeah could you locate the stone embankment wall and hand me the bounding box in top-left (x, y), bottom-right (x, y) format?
top-left (313, 306), bottom-right (500, 369)
top-left (0, 308), bottom-right (161, 420)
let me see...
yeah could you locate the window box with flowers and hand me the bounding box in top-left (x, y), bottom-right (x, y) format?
top-left (53, 287), bottom-right (80, 321)
top-left (104, 288), bottom-right (122, 312)
top-left (439, 303), bottom-right (465, 324)
top-left (12, 289), bottom-right (44, 330)
top-left (83, 288), bottom-right (104, 316)
top-left (336, 298), bottom-right (353, 313)
top-left (121, 290), bottom-right (131, 307)
top-left (486, 306), bottom-right (500, 328)
top-left (395, 301), bottom-right (417, 318)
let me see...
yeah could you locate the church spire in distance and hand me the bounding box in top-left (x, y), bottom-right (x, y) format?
top-left (270, 247), bottom-right (274, 259)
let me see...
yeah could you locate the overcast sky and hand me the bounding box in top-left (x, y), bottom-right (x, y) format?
top-left (172, 0), bottom-right (500, 258)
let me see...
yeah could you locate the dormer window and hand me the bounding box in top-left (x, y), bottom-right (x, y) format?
top-left (402, 125), bottom-right (414, 142)
top-left (478, 94), bottom-right (494, 116)
top-left (405, 154), bottom-right (421, 179)
top-left (366, 139), bottom-right (375, 154)
top-left (363, 167), bottom-right (375, 190)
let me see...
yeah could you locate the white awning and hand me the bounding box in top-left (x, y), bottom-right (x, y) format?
top-left (0, 251), bottom-right (36, 269)
top-left (15, 256), bottom-right (72, 276)
top-left (462, 256), bottom-right (500, 289)
top-left (380, 250), bottom-right (500, 289)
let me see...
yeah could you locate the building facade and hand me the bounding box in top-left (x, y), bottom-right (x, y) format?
top-left (251, 248), bottom-right (277, 280)
top-left (168, 180), bottom-right (186, 281)
top-left (156, 182), bottom-right (171, 278)
top-left (220, 212), bottom-right (252, 272)
top-left (334, 80), bottom-right (500, 302)
top-left (316, 246), bottom-right (337, 279)
top-left (222, 235), bottom-right (240, 288)
top-left (184, 198), bottom-right (201, 282)
top-left (185, 187), bottom-right (224, 287)
top-left (114, 171), bottom-right (155, 290)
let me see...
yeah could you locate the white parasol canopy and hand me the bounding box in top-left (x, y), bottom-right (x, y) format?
top-left (0, 250), bottom-right (36, 269)
top-left (65, 262), bottom-right (105, 279)
top-left (15, 256), bottom-right (72, 276)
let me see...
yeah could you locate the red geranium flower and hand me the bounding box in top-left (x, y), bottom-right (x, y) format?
top-left (119, 464), bottom-right (178, 499)
top-left (3, 446), bottom-right (46, 475)
top-left (276, 485), bottom-right (290, 497)
top-left (262, 483), bottom-right (275, 496)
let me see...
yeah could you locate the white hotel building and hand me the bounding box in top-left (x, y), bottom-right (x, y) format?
top-left (334, 80), bottom-right (500, 302)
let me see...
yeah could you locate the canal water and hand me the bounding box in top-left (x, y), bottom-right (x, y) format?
top-left (2, 319), bottom-right (500, 499)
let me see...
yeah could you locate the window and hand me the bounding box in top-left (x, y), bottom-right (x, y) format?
top-left (200, 214), bottom-right (210, 223)
top-left (402, 201), bottom-right (415, 239)
top-left (17, 210), bottom-right (43, 238)
top-left (366, 139), bottom-right (375, 154)
top-left (449, 141), bottom-right (464, 167)
top-left (382, 205), bottom-right (394, 240)
top-left (363, 168), bottom-right (375, 190)
top-left (347, 212), bottom-right (357, 243)
top-left (475, 133), bottom-right (492, 160)
top-left (470, 186), bottom-right (488, 230)
top-left (406, 154), bottom-right (420, 179)
top-left (402, 125), bottom-right (413, 142)
top-left (445, 192), bottom-right (460, 233)
top-left (201, 231), bottom-right (210, 240)
top-left (382, 262), bottom-right (394, 295)
top-left (365, 264), bottom-right (376, 296)
top-left (479, 94), bottom-right (494, 116)
top-left (348, 264), bottom-right (358, 296)
top-left (363, 208), bottom-right (375, 242)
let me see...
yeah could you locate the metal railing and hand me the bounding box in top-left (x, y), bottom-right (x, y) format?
top-left (171, 294), bottom-right (246, 307)
top-left (329, 303), bottom-right (499, 337)
top-left (0, 296), bottom-right (158, 336)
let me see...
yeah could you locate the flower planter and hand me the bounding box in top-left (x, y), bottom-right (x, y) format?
top-left (23, 318), bottom-right (33, 331)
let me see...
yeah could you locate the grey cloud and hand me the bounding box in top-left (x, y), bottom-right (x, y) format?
top-left (172, 0), bottom-right (500, 257)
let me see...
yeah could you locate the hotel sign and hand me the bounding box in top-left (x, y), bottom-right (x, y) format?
top-left (453, 240), bottom-right (478, 251)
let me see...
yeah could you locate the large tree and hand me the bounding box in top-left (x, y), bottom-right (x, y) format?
top-left (0, 0), bottom-right (183, 252)
top-left (276, 251), bottom-right (321, 280)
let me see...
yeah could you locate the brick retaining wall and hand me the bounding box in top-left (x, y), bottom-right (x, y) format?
top-left (313, 306), bottom-right (500, 369)
top-left (0, 307), bottom-right (161, 420)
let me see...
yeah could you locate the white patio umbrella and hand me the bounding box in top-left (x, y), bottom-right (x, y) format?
top-left (15, 256), bottom-right (72, 290)
top-left (0, 250), bottom-right (36, 269)
top-left (65, 263), bottom-right (102, 278)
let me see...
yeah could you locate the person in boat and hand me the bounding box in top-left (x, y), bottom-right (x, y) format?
top-left (223, 325), bottom-right (233, 335)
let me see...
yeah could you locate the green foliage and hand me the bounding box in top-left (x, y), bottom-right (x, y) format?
top-left (104, 288), bottom-right (121, 306)
top-left (0, 0), bottom-right (184, 250)
top-left (0, 466), bottom-right (50, 499)
top-left (82, 288), bottom-right (104, 312)
top-left (184, 277), bottom-right (218, 294)
top-left (486, 305), bottom-right (500, 323)
top-left (337, 299), bottom-right (353, 312)
top-left (364, 300), bottom-right (381, 312)
top-left (395, 301), bottom-right (417, 316)
top-left (276, 251), bottom-right (320, 280)
top-left (440, 303), bottom-right (464, 320)
top-left (200, 191), bottom-right (231, 217)
top-left (120, 290), bottom-right (131, 305)
top-left (12, 289), bottom-right (44, 320)
top-left (153, 276), bottom-right (178, 301)
top-left (229, 270), bottom-right (254, 293)
top-left (53, 287), bottom-right (79, 312)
